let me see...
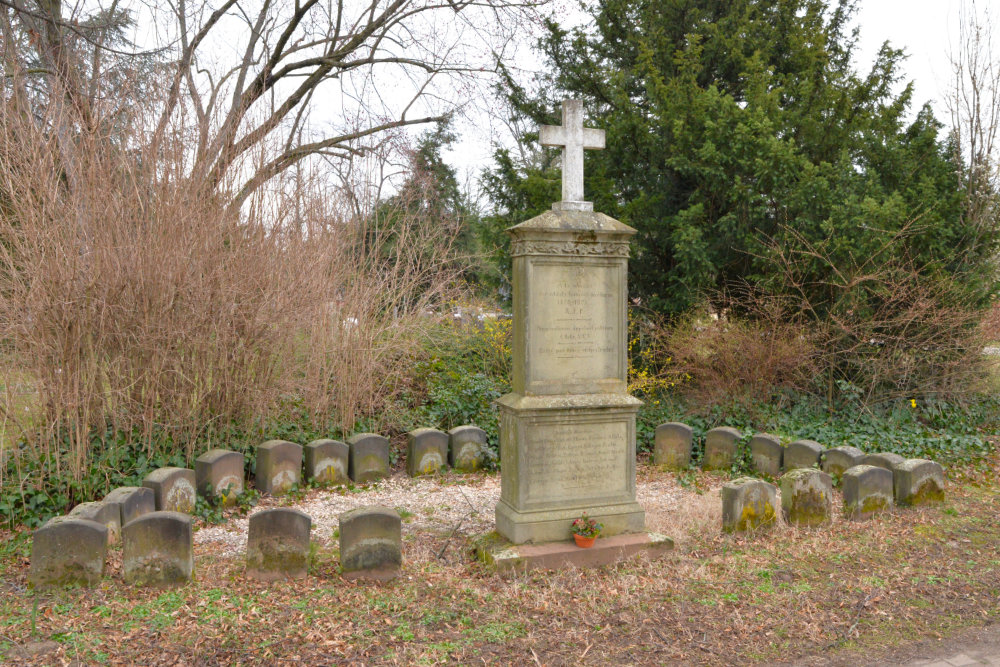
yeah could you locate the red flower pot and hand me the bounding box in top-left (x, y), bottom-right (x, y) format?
top-left (573, 533), bottom-right (596, 548)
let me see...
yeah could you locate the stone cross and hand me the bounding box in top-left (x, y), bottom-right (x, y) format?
top-left (539, 99), bottom-right (605, 211)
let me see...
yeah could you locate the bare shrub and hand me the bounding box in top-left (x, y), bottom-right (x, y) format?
top-left (663, 295), bottom-right (818, 405)
top-left (0, 98), bottom-right (462, 498)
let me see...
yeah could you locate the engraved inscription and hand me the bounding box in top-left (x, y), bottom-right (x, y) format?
top-left (524, 421), bottom-right (627, 504)
top-left (531, 263), bottom-right (620, 384)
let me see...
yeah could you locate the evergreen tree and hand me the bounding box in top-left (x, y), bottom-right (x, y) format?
top-left (482, 0), bottom-right (999, 318)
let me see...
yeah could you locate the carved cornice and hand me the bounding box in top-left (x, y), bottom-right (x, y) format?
top-left (511, 238), bottom-right (630, 257)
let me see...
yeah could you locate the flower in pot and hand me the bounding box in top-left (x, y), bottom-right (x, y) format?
top-left (570, 513), bottom-right (602, 548)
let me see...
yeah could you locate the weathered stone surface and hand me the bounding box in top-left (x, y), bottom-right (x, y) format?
top-left (143, 467), bottom-right (197, 513)
top-left (340, 505), bottom-right (401, 580)
top-left (495, 395), bottom-right (645, 544)
top-left (861, 452), bottom-right (906, 471)
top-left (195, 449), bottom-right (245, 506)
top-left (103, 486), bottom-right (155, 527)
top-left (784, 440), bottom-right (823, 470)
top-left (703, 426), bottom-right (741, 471)
top-left (122, 511), bottom-right (193, 586)
top-left (69, 501), bottom-right (121, 544)
top-left (654, 422), bottom-right (693, 469)
top-left (246, 508), bottom-right (311, 580)
top-left (256, 440), bottom-right (302, 495)
top-left (448, 425), bottom-right (488, 472)
top-left (780, 468), bottom-right (833, 526)
top-left (842, 465), bottom-right (894, 519)
top-left (29, 517), bottom-right (107, 589)
top-left (721, 478), bottom-right (778, 533)
top-left (347, 433), bottom-right (390, 484)
top-left (749, 433), bottom-right (783, 477)
top-left (406, 428), bottom-right (449, 477)
top-left (893, 459), bottom-right (945, 506)
top-left (482, 532), bottom-right (673, 572)
top-left (304, 439), bottom-right (349, 485)
top-left (821, 445), bottom-right (865, 480)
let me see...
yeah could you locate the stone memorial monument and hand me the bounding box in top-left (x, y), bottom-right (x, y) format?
top-left (495, 99), bottom-right (649, 546)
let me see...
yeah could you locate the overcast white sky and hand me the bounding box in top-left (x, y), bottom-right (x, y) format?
top-left (445, 0), bottom-right (992, 189)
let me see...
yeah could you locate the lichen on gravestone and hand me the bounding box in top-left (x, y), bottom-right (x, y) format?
top-left (721, 478), bottom-right (777, 533)
top-left (779, 468), bottom-right (833, 526)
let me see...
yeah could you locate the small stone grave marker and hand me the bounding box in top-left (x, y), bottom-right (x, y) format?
top-left (842, 465), bottom-right (894, 520)
top-left (820, 445), bottom-right (864, 480)
top-left (143, 467), bottom-right (197, 513)
top-left (893, 459), bottom-right (945, 506)
top-left (780, 468), bottom-right (833, 526)
top-left (195, 449), bottom-right (244, 506)
top-left (69, 501), bottom-right (121, 544)
top-left (122, 511), bottom-right (193, 586)
top-left (339, 505), bottom-right (402, 580)
top-left (29, 517), bottom-right (107, 589)
top-left (246, 508), bottom-right (312, 580)
top-left (103, 486), bottom-right (155, 527)
top-left (406, 428), bottom-right (448, 477)
top-left (721, 478), bottom-right (777, 533)
top-left (749, 433), bottom-right (782, 477)
top-left (654, 422), bottom-right (693, 469)
top-left (703, 426), bottom-right (741, 471)
top-left (861, 452), bottom-right (906, 471)
top-left (783, 440), bottom-right (823, 470)
top-left (448, 425), bottom-right (488, 472)
top-left (256, 440), bottom-right (302, 495)
top-left (347, 433), bottom-right (390, 483)
top-left (304, 439), bottom-right (349, 485)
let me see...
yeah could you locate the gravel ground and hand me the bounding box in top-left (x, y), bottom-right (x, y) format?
top-left (195, 468), bottom-right (707, 563)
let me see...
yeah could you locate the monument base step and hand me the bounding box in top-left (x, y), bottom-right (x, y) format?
top-left (476, 531), bottom-right (673, 573)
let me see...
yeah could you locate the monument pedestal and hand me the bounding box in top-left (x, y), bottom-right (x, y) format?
top-left (496, 393), bottom-right (644, 544)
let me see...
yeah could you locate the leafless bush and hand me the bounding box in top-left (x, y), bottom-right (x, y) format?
top-left (663, 292), bottom-right (818, 405)
top-left (0, 96), bottom-right (463, 489)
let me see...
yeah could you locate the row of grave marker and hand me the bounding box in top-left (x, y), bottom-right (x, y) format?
top-left (721, 458), bottom-right (946, 533)
top-left (30, 505), bottom-right (404, 589)
top-left (28, 425), bottom-right (488, 589)
top-left (655, 422), bottom-right (931, 479)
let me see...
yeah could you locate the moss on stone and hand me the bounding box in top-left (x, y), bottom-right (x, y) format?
top-left (906, 479), bottom-right (945, 506)
top-left (786, 488), bottom-right (830, 526)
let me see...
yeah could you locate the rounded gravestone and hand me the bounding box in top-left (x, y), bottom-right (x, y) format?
top-left (347, 433), bottom-right (390, 483)
top-left (779, 468), bottom-right (833, 526)
top-left (195, 449), bottom-right (245, 506)
top-left (143, 467), bottom-right (197, 513)
top-left (842, 465), bottom-right (894, 520)
top-left (749, 433), bottom-right (782, 477)
top-left (246, 508), bottom-right (312, 580)
top-left (721, 478), bottom-right (777, 533)
top-left (783, 440), bottom-right (823, 470)
top-left (256, 440), bottom-right (303, 495)
top-left (861, 452), bottom-right (906, 471)
top-left (448, 425), bottom-right (488, 472)
top-left (406, 428), bottom-right (448, 477)
top-left (122, 511), bottom-right (194, 586)
top-left (893, 459), bottom-right (945, 506)
top-left (703, 426), bottom-right (741, 471)
top-left (29, 517), bottom-right (107, 589)
top-left (69, 501), bottom-right (121, 544)
top-left (654, 422), bottom-right (693, 469)
top-left (304, 439), bottom-right (349, 485)
top-left (339, 505), bottom-right (402, 580)
top-left (103, 486), bottom-right (155, 527)
top-left (821, 445), bottom-right (865, 480)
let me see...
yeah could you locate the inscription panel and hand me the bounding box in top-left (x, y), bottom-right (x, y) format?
top-left (529, 262), bottom-right (622, 387)
top-left (524, 420), bottom-right (628, 505)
